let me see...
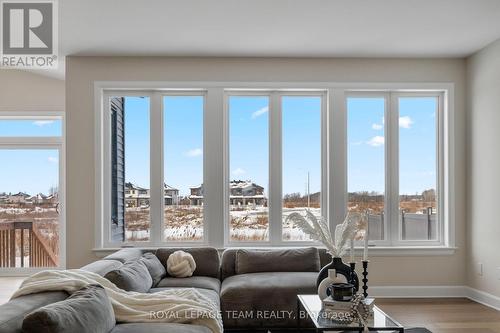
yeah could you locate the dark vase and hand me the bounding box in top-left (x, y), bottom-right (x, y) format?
top-left (317, 257), bottom-right (359, 292)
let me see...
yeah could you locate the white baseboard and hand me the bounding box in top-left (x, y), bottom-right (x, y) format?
top-left (370, 285), bottom-right (468, 298)
top-left (465, 286), bottom-right (500, 311)
top-left (370, 285), bottom-right (500, 311)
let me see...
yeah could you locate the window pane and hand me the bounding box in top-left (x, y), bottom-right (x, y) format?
top-left (229, 96), bottom-right (269, 242)
top-left (164, 96), bottom-right (204, 241)
top-left (0, 149), bottom-right (60, 267)
top-left (0, 119), bottom-right (62, 136)
top-left (399, 97), bottom-right (438, 241)
top-left (347, 97), bottom-right (385, 240)
top-left (282, 96), bottom-right (321, 241)
top-left (124, 97), bottom-right (150, 242)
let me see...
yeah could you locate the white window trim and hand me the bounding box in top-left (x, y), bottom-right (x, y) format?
top-left (344, 91), bottom-right (446, 247)
top-left (0, 111), bottom-right (66, 276)
top-left (94, 81), bottom-right (456, 255)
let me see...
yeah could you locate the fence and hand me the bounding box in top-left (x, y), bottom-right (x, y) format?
top-left (0, 221), bottom-right (58, 268)
top-left (367, 208), bottom-right (436, 241)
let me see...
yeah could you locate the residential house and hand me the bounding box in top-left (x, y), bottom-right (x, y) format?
top-left (189, 180), bottom-right (266, 207)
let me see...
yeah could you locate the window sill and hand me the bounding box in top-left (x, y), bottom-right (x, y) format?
top-left (93, 245), bottom-right (457, 258)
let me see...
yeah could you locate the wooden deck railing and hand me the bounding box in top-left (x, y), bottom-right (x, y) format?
top-left (0, 221), bottom-right (58, 268)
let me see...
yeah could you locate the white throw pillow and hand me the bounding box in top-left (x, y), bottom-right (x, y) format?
top-left (166, 250), bottom-right (196, 278)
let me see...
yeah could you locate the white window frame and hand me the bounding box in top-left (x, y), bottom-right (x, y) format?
top-left (0, 111), bottom-right (66, 275)
top-left (95, 82), bottom-right (455, 255)
top-left (345, 91), bottom-right (446, 247)
top-left (100, 90), bottom-right (209, 248)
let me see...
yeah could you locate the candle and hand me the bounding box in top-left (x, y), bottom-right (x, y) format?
top-left (363, 220), bottom-right (369, 261)
top-left (350, 238), bottom-right (355, 263)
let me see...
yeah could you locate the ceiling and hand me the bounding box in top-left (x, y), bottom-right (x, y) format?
top-left (35, 0), bottom-right (500, 79)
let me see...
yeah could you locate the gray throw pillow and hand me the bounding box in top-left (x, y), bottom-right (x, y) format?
top-left (235, 247), bottom-right (320, 274)
top-left (139, 252), bottom-right (166, 287)
top-left (22, 285), bottom-right (115, 333)
top-left (104, 259), bottom-right (153, 292)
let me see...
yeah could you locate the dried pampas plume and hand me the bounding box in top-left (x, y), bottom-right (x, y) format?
top-left (286, 210), bottom-right (365, 258)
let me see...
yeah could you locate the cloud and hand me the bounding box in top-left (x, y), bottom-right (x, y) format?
top-left (251, 106), bottom-right (269, 119)
top-left (184, 148), bottom-right (203, 157)
top-left (47, 156), bottom-right (58, 163)
top-left (372, 123), bottom-right (383, 130)
top-left (399, 116), bottom-right (413, 129)
top-left (33, 120), bottom-right (54, 127)
top-left (367, 136), bottom-right (384, 147)
top-left (232, 168), bottom-right (246, 176)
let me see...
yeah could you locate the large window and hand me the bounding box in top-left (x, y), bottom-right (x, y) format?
top-left (100, 86), bottom-right (449, 249)
top-left (226, 92), bottom-right (325, 244)
top-left (163, 96), bottom-right (204, 241)
top-left (228, 96), bottom-right (269, 242)
top-left (347, 93), bottom-right (442, 245)
top-left (0, 115), bottom-right (64, 270)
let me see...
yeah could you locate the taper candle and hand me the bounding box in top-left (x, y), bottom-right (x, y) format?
top-left (350, 238), bottom-right (354, 263)
top-left (363, 221), bottom-right (369, 261)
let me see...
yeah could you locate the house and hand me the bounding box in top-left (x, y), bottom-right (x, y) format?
top-left (164, 183), bottom-right (179, 205)
top-left (125, 183), bottom-right (150, 208)
top-left (189, 180), bottom-right (267, 207)
top-left (125, 182), bottom-right (179, 207)
top-left (6, 192), bottom-right (30, 204)
top-left (28, 193), bottom-right (48, 204)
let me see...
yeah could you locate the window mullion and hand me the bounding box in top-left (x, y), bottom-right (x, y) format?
top-left (388, 93), bottom-right (400, 245)
top-left (150, 92), bottom-right (163, 245)
top-left (269, 92), bottom-right (282, 245)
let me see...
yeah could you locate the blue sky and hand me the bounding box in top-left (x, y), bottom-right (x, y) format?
top-left (0, 120), bottom-right (61, 194)
top-left (0, 96), bottom-right (436, 196)
top-left (347, 97), bottom-right (437, 194)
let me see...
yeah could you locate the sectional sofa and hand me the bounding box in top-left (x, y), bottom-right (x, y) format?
top-left (0, 247), bottom-right (329, 333)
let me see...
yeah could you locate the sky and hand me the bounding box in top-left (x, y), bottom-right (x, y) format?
top-left (0, 96), bottom-right (437, 197)
top-left (0, 120), bottom-right (61, 195)
top-left (347, 97), bottom-right (437, 195)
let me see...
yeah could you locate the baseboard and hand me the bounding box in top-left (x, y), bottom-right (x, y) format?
top-left (465, 286), bottom-right (500, 311)
top-left (370, 285), bottom-right (500, 311)
top-left (369, 285), bottom-right (468, 298)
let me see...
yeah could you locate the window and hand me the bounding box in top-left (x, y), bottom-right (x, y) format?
top-left (226, 92), bottom-right (325, 244)
top-left (346, 92), bottom-right (443, 246)
top-left (398, 97), bottom-right (438, 241)
top-left (347, 97), bottom-right (386, 241)
top-left (228, 96), bottom-right (269, 242)
top-left (0, 114), bottom-right (64, 270)
top-left (163, 96), bottom-right (204, 241)
top-left (282, 96), bottom-right (322, 241)
top-left (99, 85), bottom-right (450, 250)
top-left (123, 97), bottom-right (150, 242)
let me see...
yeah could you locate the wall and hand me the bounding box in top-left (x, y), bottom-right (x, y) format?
top-left (0, 70), bottom-right (64, 111)
top-left (466, 39), bottom-right (500, 297)
top-left (66, 57), bottom-right (467, 286)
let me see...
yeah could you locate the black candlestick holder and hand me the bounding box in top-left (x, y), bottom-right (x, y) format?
top-left (349, 262), bottom-right (357, 291)
top-left (362, 260), bottom-right (369, 298)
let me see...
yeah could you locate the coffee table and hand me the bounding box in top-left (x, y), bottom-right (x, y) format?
top-left (297, 294), bottom-right (404, 332)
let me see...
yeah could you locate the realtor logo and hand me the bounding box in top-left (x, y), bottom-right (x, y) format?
top-left (1, 0), bottom-right (58, 68)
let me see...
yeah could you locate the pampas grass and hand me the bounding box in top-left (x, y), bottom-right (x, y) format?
top-left (286, 210), bottom-right (365, 258)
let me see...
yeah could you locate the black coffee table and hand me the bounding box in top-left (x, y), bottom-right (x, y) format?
top-left (297, 294), bottom-right (405, 332)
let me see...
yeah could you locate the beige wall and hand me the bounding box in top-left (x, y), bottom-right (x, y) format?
top-left (466, 39), bottom-right (500, 297)
top-left (66, 56), bottom-right (466, 286)
top-left (0, 70), bottom-right (64, 111)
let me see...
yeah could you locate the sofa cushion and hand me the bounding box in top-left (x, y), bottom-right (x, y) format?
top-left (0, 291), bottom-right (68, 333)
top-left (103, 248), bottom-right (145, 263)
top-left (105, 260), bottom-right (153, 292)
top-left (22, 285), bottom-right (114, 333)
top-left (235, 247), bottom-right (320, 274)
top-left (220, 272), bottom-right (317, 328)
top-left (149, 288), bottom-right (220, 310)
top-left (81, 259), bottom-right (123, 276)
top-left (139, 253), bottom-right (166, 287)
top-left (156, 276), bottom-right (221, 293)
top-left (155, 248), bottom-right (220, 278)
top-left (110, 323), bottom-right (211, 333)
